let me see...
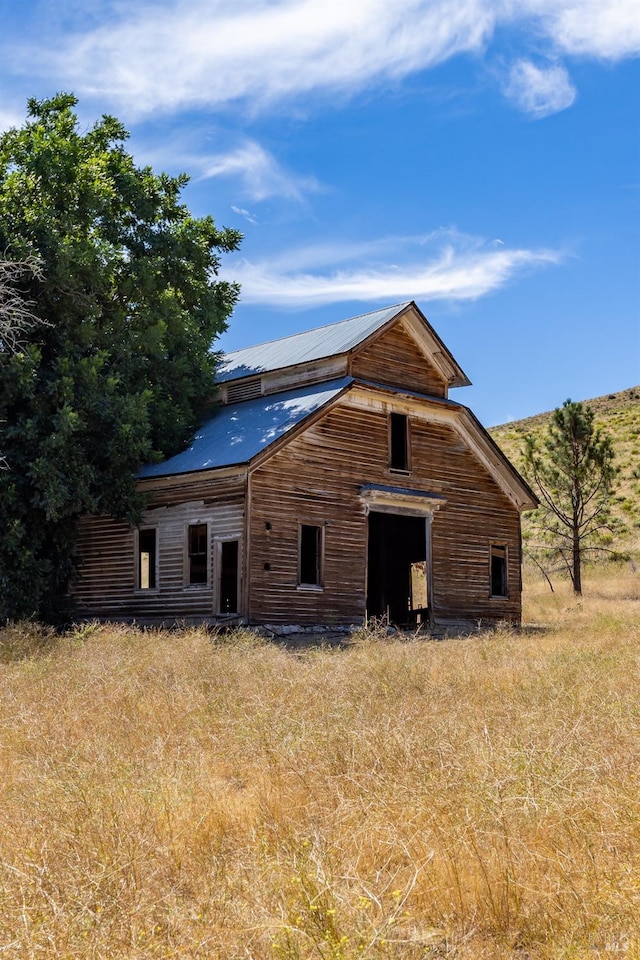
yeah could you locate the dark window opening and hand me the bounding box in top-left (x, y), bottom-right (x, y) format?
top-left (299, 524), bottom-right (322, 586)
top-left (390, 413), bottom-right (409, 471)
top-left (491, 544), bottom-right (508, 597)
top-left (188, 523), bottom-right (208, 584)
top-left (219, 540), bottom-right (239, 613)
top-left (138, 528), bottom-right (157, 590)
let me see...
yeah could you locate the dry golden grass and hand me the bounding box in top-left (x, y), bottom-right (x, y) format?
top-left (1, 571), bottom-right (639, 959)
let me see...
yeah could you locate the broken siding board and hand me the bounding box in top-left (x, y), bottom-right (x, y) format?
top-left (248, 400), bottom-right (522, 625)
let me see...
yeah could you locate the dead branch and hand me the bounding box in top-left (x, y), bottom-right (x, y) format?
top-left (0, 255), bottom-right (45, 354)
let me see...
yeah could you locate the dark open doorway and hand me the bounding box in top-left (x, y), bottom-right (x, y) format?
top-left (366, 512), bottom-right (428, 625)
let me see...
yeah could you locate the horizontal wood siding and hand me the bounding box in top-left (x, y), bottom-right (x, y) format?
top-left (412, 421), bottom-right (521, 623)
top-left (249, 401), bottom-right (521, 625)
top-left (350, 324), bottom-right (448, 397)
top-left (73, 516), bottom-right (135, 605)
top-left (142, 474), bottom-right (246, 509)
top-left (73, 477), bottom-right (246, 621)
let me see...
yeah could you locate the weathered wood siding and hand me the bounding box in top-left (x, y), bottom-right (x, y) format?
top-left (248, 398), bottom-right (521, 625)
top-left (413, 420), bottom-right (521, 624)
top-left (73, 516), bottom-right (135, 612)
top-left (349, 323), bottom-right (449, 397)
top-left (73, 476), bottom-right (246, 621)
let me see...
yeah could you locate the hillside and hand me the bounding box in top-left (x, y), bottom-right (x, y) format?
top-left (490, 385), bottom-right (640, 559)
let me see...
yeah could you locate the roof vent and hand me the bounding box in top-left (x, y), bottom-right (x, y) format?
top-left (226, 377), bottom-right (263, 403)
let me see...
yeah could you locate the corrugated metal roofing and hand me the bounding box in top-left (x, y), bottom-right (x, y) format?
top-left (138, 377), bottom-right (352, 479)
top-left (216, 302), bottom-right (410, 383)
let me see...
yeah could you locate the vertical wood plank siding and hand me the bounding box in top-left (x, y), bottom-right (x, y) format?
top-left (248, 403), bottom-right (522, 625)
top-left (72, 476), bottom-right (246, 621)
top-left (350, 324), bottom-right (448, 397)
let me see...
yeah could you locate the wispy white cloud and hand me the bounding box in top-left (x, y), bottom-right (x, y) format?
top-left (199, 141), bottom-right (321, 202)
top-left (231, 206), bottom-right (259, 225)
top-left (505, 59), bottom-right (576, 117)
top-left (48, 0), bottom-right (495, 117)
top-left (225, 231), bottom-right (564, 307)
top-left (521, 0), bottom-right (640, 59)
top-left (131, 130), bottom-right (320, 203)
top-left (12, 0), bottom-right (636, 121)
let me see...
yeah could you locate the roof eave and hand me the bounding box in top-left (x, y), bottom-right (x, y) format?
top-left (405, 301), bottom-right (472, 388)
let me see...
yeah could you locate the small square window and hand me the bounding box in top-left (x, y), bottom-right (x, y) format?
top-left (138, 528), bottom-right (157, 590)
top-left (188, 523), bottom-right (208, 585)
top-left (490, 544), bottom-right (508, 597)
top-left (299, 524), bottom-right (322, 586)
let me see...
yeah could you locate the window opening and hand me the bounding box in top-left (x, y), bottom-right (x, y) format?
top-left (390, 413), bottom-right (409, 471)
top-left (299, 524), bottom-right (322, 586)
top-left (188, 523), bottom-right (208, 585)
top-left (219, 540), bottom-right (239, 613)
top-left (138, 528), bottom-right (157, 590)
top-left (490, 544), bottom-right (508, 597)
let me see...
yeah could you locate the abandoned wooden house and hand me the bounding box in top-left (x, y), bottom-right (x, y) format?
top-left (73, 301), bottom-right (537, 629)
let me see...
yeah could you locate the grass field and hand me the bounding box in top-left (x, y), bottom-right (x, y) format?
top-left (1, 567), bottom-right (639, 959)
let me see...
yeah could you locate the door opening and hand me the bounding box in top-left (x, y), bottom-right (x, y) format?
top-left (366, 512), bottom-right (428, 625)
top-left (219, 540), bottom-right (239, 614)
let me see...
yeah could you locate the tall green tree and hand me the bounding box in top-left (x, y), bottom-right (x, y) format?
top-left (522, 399), bottom-right (618, 595)
top-left (0, 94), bottom-right (241, 621)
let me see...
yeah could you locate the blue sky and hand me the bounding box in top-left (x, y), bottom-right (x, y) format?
top-left (1, 0), bottom-right (638, 425)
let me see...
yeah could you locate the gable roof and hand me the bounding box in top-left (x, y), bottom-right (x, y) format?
top-left (138, 377), bottom-right (351, 479)
top-left (216, 301), bottom-right (471, 387)
top-left (137, 373), bottom-right (535, 510)
top-left (217, 303), bottom-right (407, 384)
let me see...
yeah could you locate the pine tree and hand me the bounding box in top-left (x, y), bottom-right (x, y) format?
top-left (522, 399), bottom-right (618, 595)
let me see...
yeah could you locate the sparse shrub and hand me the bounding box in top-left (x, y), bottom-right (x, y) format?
top-left (0, 620), bottom-right (55, 662)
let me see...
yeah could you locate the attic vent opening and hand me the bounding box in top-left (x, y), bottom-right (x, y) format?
top-left (226, 377), bottom-right (263, 402)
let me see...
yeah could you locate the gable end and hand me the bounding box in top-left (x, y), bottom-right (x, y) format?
top-left (348, 302), bottom-right (470, 393)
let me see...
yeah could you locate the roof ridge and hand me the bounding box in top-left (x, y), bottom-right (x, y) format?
top-left (222, 301), bottom-right (411, 357)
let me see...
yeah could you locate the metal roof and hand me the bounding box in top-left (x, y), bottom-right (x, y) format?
top-left (216, 302), bottom-right (410, 383)
top-left (138, 378), bottom-right (352, 479)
